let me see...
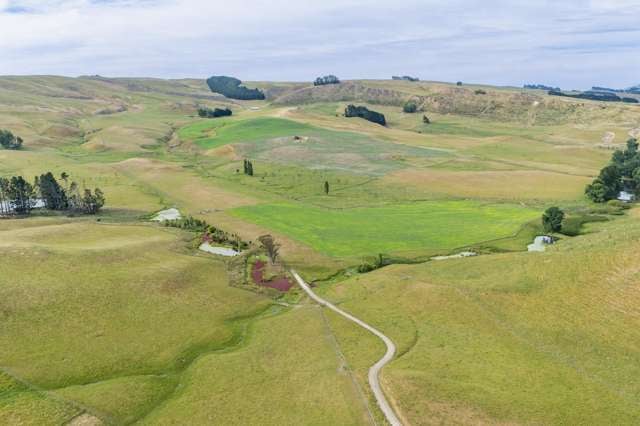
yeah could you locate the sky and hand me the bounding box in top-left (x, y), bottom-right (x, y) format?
top-left (0, 0), bottom-right (639, 89)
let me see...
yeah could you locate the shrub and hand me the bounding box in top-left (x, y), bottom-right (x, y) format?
top-left (403, 101), bottom-right (418, 113)
top-left (0, 130), bottom-right (23, 150)
top-left (542, 207), bottom-right (564, 233)
top-left (198, 107), bottom-right (232, 118)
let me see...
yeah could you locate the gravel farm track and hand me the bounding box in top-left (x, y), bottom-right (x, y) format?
top-left (292, 271), bottom-right (402, 426)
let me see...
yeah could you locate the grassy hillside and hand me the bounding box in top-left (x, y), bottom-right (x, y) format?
top-left (319, 212), bottom-right (640, 424)
top-left (1, 75), bottom-right (640, 424)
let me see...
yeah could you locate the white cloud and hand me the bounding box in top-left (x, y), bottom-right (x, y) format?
top-left (0, 0), bottom-right (638, 88)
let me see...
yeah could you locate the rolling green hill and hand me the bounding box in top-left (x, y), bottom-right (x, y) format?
top-left (1, 75), bottom-right (640, 424)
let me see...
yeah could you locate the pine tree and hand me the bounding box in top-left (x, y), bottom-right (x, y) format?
top-left (7, 176), bottom-right (35, 214)
top-left (0, 177), bottom-right (9, 216)
top-left (38, 172), bottom-right (67, 210)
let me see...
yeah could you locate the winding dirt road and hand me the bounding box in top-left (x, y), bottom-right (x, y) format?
top-left (291, 271), bottom-right (402, 426)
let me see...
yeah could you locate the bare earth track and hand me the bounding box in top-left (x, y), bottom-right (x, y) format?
top-left (292, 271), bottom-right (402, 426)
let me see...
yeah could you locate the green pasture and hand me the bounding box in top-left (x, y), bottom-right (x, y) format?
top-left (0, 219), bottom-right (269, 423)
top-left (319, 210), bottom-right (640, 424)
top-left (181, 116), bottom-right (449, 175)
top-left (178, 117), bottom-right (315, 149)
top-left (231, 200), bottom-right (540, 257)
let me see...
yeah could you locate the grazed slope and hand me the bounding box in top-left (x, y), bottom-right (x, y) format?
top-left (292, 271), bottom-right (401, 426)
top-left (2, 75), bottom-right (640, 424)
top-left (320, 213), bottom-right (640, 424)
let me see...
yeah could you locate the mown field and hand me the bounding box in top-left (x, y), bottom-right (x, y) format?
top-left (1, 75), bottom-right (639, 424)
top-left (231, 200), bottom-right (539, 258)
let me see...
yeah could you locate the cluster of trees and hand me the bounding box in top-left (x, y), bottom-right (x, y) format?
top-left (344, 104), bottom-right (386, 126)
top-left (542, 207), bottom-right (565, 233)
top-left (524, 84), bottom-right (561, 91)
top-left (586, 138), bottom-right (640, 202)
top-left (403, 101), bottom-right (418, 113)
top-left (0, 130), bottom-right (23, 150)
top-left (392, 76), bottom-right (419, 82)
top-left (313, 75), bottom-right (340, 86)
top-left (197, 107), bottom-right (232, 118)
top-left (243, 159), bottom-right (254, 176)
top-left (206, 76), bottom-right (265, 100)
top-left (0, 172), bottom-right (105, 216)
top-left (164, 216), bottom-right (250, 251)
top-left (549, 90), bottom-right (638, 103)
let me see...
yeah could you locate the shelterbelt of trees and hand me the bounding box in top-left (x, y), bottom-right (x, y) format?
top-left (549, 90), bottom-right (639, 103)
top-left (206, 76), bottom-right (265, 100)
top-left (0, 172), bottom-right (105, 216)
top-left (586, 138), bottom-right (640, 202)
top-left (344, 104), bottom-right (386, 126)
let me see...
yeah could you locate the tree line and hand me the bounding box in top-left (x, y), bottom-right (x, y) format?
top-left (0, 172), bottom-right (105, 216)
top-left (586, 138), bottom-right (640, 202)
top-left (0, 130), bottom-right (23, 150)
top-left (524, 84), bottom-right (561, 91)
top-left (163, 215), bottom-right (250, 252)
top-left (392, 76), bottom-right (419, 82)
top-left (197, 107), bottom-right (232, 118)
top-left (549, 90), bottom-right (638, 104)
top-left (206, 76), bottom-right (265, 100)
top-left (344, 104), bottom-right (386, 126)
top-left (314, 75), bottom-right (340, 86)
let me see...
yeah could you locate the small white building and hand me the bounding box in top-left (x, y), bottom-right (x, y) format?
top-left (617, 191), bottom-right (635, 202)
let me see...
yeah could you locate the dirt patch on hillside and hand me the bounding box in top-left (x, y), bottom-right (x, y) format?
top-left (601, 131), bottom-right (616, 145)
top-left (67, 413), bottom-right (103, 426)
top-left (251, 261), bottom-right (294, 291)
top-left (206, 144), bottom-right (240, 160)
top-left (273, 82), bottom-right (406, 106)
